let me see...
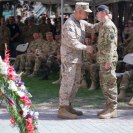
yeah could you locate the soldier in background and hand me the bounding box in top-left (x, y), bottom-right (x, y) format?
top-left (15, 15), bottom-right (25, 43)
top-left (123, 30), bottom-right (133, 56)
top-left (14, 32), bottom-right (44, 74)
top-left (0, 17), bottom-right (10, 59)
top-left (118, 68), bottom-right (133, 101)
top-left (123, 20), bottom-right (133, 41)
top-left (38, 16), bottom-right (50, 39)
top-left (96, 5), bottom-right (118, 119)
top-left (58, 2), bottom-right (101, 119)
top-left (25, 32), bottom-right (45, 75)
top-left (40, 32), bottom-right (60, 80)
top-left (7, 16), bottom-right (20, 57)
top-left (23, 18), bottom-right (39, 43)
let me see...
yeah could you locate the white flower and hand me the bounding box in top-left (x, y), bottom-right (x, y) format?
top-left (0, 61), bottom-right (8, 75)
top-left (8, 80), bottom-right (18, 91)
top-left (20, 84), bottom-right (26, 92)
top-left (34, 112), bottom-right (39, 119)
top-left (0, 56), bottom-right (3, 63)
top-left (17, 91), bottom-right (25, 97)
top-left (22, 106), bottom-right (30, 117)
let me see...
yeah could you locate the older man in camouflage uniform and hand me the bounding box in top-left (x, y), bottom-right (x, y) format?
top-left (58, 2), bottom-right (102, 119)
top-left (96, 5), bottom-right (118, 119)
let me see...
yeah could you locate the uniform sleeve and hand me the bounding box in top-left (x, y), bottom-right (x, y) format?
top-left (27, 41), bottom-right (34, 52)
top-left (101, 27), bottom-right (116, 63)
top-left (84, 21), bottom-right (103, 33)
top-left (62, 23), bottom-right (87, 50)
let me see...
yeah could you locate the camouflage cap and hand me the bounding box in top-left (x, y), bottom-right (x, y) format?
top-left (75, 2), bottom-right (92, 13)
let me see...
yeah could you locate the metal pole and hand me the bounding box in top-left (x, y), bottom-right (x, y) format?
top-left (93, 0), bottom-right (96, 23)
top-left (61, 0), bottom-right (64, 25)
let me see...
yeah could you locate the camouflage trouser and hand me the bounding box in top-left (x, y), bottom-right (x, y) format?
top-left (14, 55), bottom-right (21, 70)
top-left (20, 54), bottom-right (26, 71)
top-left (119, 70), bottom-right (133, 90)
top-left (25, 54), bottom-right (35, 74)
top-left (83, 62), bottom-right (99, 82)
top-left (14, 54), bottom-right (26, 71)
top-left (33, 56), bottom-right (47, 73)
top-left (59, 63), bottom-right (81, 106)
top-left (99, 62), bottom-right (118, 109)
top-left (46, 54), bottom-right (60, 71)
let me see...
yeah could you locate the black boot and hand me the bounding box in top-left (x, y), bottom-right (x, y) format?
top-left (41, 67), bottom-right (50, 80)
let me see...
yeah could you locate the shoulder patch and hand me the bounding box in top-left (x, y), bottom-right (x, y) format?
top-left (110, 32), bottom-right (114, 39)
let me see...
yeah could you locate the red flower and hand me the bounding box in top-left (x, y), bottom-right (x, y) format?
top-left (10, 117), bottom-right (16, 125)
top-left (8, 66), bottom-right (14, 73)
top-left (20, 96), bottom-right (32, 106)
top-left (26, 118), bottom-right (34, 133)
top-left (8, 73), bottom-right (16, 80)
top-left (4, 53), bottom-right (10, 64)
top-left (8, 66), bottom-right (16, 80)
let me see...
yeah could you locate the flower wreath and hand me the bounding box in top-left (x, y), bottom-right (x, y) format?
top-left (0, 48), bottom-right (39, 133)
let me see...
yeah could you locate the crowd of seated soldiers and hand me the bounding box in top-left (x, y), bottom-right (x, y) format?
top-left (0, 15), bottom-right (61, 80)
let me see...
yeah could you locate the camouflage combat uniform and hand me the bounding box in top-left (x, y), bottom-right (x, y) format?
top-left (32, 40), bottom-right (56, 74)
top-left (97, 18), bottom-right (118, 109)
top-left (14, 38), bottom-right (44, 72)
top-left (59, 14), bottom-right (101, 106)
top-left (119, 70), bottom-right (133, 91)
top-left (25, 38), bottom-right (45, 74)
top-left (124, 30), bottom-right (133, 55)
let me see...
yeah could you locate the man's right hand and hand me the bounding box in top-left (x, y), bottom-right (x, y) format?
top-left (86, 46), bottom-right (93, 53)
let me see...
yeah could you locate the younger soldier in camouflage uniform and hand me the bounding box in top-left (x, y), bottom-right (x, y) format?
top-left (96, 5), bottom-right (118, 119)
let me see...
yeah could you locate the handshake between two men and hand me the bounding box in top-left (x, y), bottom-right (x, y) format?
top-left (85, 45), bottom-right (94, 54)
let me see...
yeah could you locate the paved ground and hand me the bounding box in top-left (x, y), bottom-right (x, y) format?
top-left (0, 107), bottom-right (133, 133)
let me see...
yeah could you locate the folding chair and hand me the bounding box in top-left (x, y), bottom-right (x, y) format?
top-left (16, 42), bottom-right (29, 53)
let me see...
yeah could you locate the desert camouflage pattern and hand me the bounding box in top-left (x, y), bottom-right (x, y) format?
top-left (59, 14), bottom-right (101, 106)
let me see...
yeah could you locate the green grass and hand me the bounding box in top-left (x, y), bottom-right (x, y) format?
top-left (21, 73), bottom-right (132, 109)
